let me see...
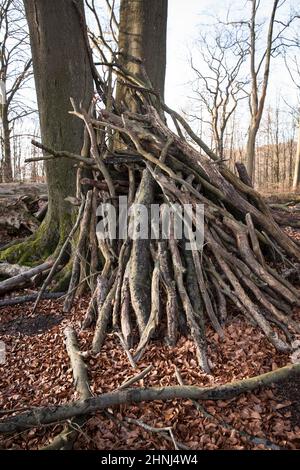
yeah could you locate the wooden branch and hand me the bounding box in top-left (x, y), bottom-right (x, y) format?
top-left (81, 275), bottom-right (110, 330)
top-left (41, 326), bottom-right (91, 450)
top-left (118, 365), bottom-right (153, 390)
top-left (120, 262), bottom-right (133, 349)
top-left (0, 262), bottom-right (31, 279)
top-left (0, 292), bottom-right (65, 308)
top-left (92, 277), bottom-right (118, 353)
top-left (169, 217), bottom-right (211, 374)
top-left (70, 102), bottom-right (116, 199)
top-left (0, 261), bottom-right (53, 296)
top-left (115, 331), bottom-right (136, 369)
top-left (245, 213), bottom-right (265, 266)
top-left (63, 191), bottom-right (93, 313)
top-left (1, 363), bottom-right (299, 434)
top-left (133, 260), bottom-right (160, 361)
top-left (158, 242), bottom-right (178, 346)
top-left (64, 326), bottom-right (90, 400)
top-left (31, 140), bottom-right (95, 166)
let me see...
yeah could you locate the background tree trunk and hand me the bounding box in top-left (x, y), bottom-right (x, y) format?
top-left (246, 124), bottom-right (258, 181)
top-left (1, 104), bottom-right (13, 182)
top-left (292, 119), bottom-right (300, 191)
top-left (246, 0), bottom-right (279, 184)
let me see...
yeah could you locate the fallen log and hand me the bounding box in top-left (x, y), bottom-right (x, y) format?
top-left (0, 292), bottom-right (65, 307)
top-left (1, 362), bottom-right (299, 434)
top-left (0, 183), bottom-right (47, 199)
top-left (64, 326), bottom-right (90, 400)
top-left (0, 197), bottom-right (40, 234)
top-left (272, 210), bottom-right (300, 229)
top-left (264, 192), bottom-right (300, 205)
top-left (0, 261), bottom-right (53, 296)
top-left (0, 184), bottom-right (47, 239)
top-left (0, 262), bottom-right (31, 279)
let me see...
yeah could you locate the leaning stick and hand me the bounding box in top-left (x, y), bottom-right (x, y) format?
top-left (118, 365), bottom-right (153, 390)
top-left (63, 191), bottom-right (93, 313)
top-left (32, 198), bottom-right (85, 314)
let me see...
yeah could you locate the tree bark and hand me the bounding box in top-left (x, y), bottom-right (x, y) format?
top-left (246, 123), bottom-right (257, 182)
top-left (246, 0), bottom-right (279, 184)
top-left (117, 0), bottom-right (168, 107)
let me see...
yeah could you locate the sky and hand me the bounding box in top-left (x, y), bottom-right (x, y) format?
top-left (3, 0), bottom-right (300, 169)
top-left (166, 0), bottom-right (209, 108)
top-left (165, 0), bottom-right (300, 113)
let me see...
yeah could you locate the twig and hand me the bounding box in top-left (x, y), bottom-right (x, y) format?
top-left (118, 365), bottom-right (153, 391)
top-left (115, 331), bottom-right (136, 369)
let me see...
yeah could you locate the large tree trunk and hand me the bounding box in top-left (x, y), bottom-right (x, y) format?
top-left (2, 0), bottom-right (94, 263)
top-left (117, 0), bottom-right (168, 107)
top-left (1, 104), bottom-right (13, 183)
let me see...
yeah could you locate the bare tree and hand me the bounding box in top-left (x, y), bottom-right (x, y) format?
top-left (292, 118), bottom-right (300, 190)
top-left (0, 0), bottom-right (33, 182)
top-left (188, 24), bottom-right (248, 160)
top-left (245, 0), bottom-right (299, 182)
top-left (284, 54), bottom-right (300, 190)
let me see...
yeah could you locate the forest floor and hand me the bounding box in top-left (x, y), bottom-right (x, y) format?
top-left (0, 187), bottom-right (300, 450)
top-left (0, 292), bottom-right (300, 450)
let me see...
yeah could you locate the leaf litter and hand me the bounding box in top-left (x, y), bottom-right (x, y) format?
top-left (0, 293), bottom-right (299, 450)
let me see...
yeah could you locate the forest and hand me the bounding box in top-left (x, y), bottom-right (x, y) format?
top-left (0, 0), bottom-right (300, 454)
